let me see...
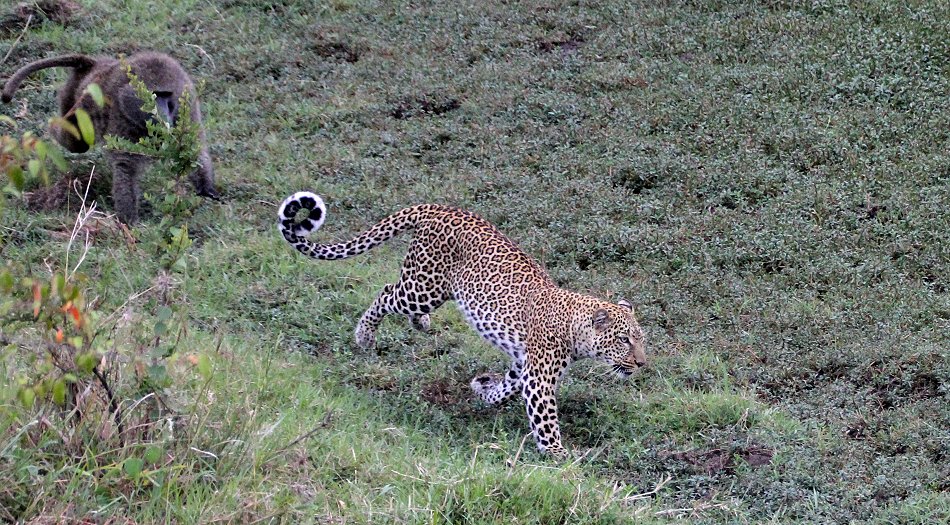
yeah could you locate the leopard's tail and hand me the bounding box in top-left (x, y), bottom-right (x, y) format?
top-left (277, 191), bottom-right (422, 261)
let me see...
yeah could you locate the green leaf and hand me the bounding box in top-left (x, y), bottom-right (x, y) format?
top-left (85, 83), bottom-right (105, 108)
top-left (19, 387), bottom-right (35, 408)
top-left (144, 445), bottom-right (162, 464)
top-left (171, 257), bottom-right (188, 273)
top-left (74, 109), bottom-right (96, 147)
top-left (0, 271), bottom-right (13, 292)
top-left (0, 115), bottom-right (15, 128)
top-left (54, 273), bottom-right (66, 299)
top-left (7, 166), bottom-right (25, 191)
top-left (27, 159), bottom-right (40, 177)
top-left (48, 146), bottom-right (68, 171)
top-left (52, 379), bottom-right (66, 406)
top-left (51, 117), bottom-right (80, 139)
top-left (154, 321), bottom-right (167, 337)
top-left (34, 140), bottom-right (47, 161)
top-left (157, 306), bottom-right (173, 322)
top-left (197, 354), bottom-right (212, 381)
top-left (124, 458), bottom-right (144, 478)
top-left (76, 352), bottom-right (97, 374)
top-left (147, 364), bottom-right (171, 388)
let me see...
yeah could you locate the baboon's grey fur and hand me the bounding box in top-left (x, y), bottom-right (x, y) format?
top-left (2, 51), bottom-right (217, 223)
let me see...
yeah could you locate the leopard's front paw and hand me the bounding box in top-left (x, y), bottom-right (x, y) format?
top-left (354, 324), bottom-right (377, 350)
top-left (410, 314), bottom-right (431, 333)
top-left (470, 373), bottom-right (501, 402)
top-left (543, 444), bottom-right (569, 460)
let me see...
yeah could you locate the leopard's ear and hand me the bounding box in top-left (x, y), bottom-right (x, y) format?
top-left (593, 309), bottom-right (610, 331)
top-left (618, 299), bottom-right (633, 312)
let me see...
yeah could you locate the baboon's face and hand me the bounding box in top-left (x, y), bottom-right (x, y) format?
top-left (154, 91), bottom-right (179, 125)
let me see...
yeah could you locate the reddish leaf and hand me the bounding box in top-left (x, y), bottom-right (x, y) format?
top-left (66, 303), bottom-right (81, 326)
top-left (32, 282), bottom-right (41, 318)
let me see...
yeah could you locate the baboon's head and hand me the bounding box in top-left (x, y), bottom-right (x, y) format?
top-left (121, 54), bottom-right (191, 127)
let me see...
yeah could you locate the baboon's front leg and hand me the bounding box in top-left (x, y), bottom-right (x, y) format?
top-left (108, 152), bottom-right (146, 224)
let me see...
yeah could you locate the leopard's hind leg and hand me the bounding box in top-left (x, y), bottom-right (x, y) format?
top-left (354, 283), bottom-right (395, 349)
top-left (353, 239), bottom-right (449, 348)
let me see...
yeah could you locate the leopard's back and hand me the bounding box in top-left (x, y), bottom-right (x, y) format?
top-left (405, 207), bottom-right (554, 356)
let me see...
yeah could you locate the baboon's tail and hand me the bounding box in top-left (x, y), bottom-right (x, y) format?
top-left (277, 191), bottom-right (427, 261)
top-left (2, 54), bottom-right (97, 103)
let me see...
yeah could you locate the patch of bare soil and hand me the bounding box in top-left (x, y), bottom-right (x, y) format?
top-left (536, 35), bottom-right (584, 54)
top-left (391, 93), bottom-right (460, 120)
top-left (665, 444), bottom-right (774, 474)
top-left (310, 28), bottom-right (362, 63)
top-left (1, 1), bottom-right (81, 35)
top-left (420, 379), bottom-right (463, 406)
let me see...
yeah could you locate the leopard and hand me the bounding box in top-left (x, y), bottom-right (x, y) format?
top-left (277, 191), bottom-right (648, 457)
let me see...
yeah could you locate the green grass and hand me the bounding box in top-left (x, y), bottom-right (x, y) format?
top-left (2, 0), bottom-right (949, 522)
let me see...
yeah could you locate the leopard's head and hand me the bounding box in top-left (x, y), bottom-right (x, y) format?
top-left (587, 299), bottom-right (647, 377)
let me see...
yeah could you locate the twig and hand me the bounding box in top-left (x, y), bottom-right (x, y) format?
top-left (568, 445), bottom-right (603, 467)
top-left (122, 392), bottom-right (155, 420)
top-left (655, 500), bottom-right (731, 517)
top-left (99, 284), bottom-right (156, 326)
top-left (92, 364), bottom-right (125, 441)
top-left (469, 444), bottom-right (479, 471)
top-left (505, 432), bottom-right (531, 474)
top-left (116, 220), bottom-right (137, 248)
top-left (0, 419), bottom-right (38, 457)
top-left (271, 409), bottom-right (334, 456)
top-left (65, 166), bottom-right (98, 281)
top-left (0, 14), bottom-right (32, 66)
top-left (183, 43), bottom-right (215, 70)
top-left (621, 473), bottom-right (673, 503)
top-left (189, 446), bottom-right (219, 459)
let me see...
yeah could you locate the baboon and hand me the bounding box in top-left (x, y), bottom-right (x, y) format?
top-left (1, 51), bottom-right (217, 223)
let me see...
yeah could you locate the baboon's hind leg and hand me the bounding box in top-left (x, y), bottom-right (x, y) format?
top-left (188, 101), bottom-right (218, 199)
top-left (189, 146), bottom-right (218, 199)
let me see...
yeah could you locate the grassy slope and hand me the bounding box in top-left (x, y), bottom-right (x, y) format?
top-left (1, 0), bottom-right (948, 522)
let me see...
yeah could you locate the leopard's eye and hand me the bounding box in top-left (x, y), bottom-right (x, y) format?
top-left (617, 335), bottom-right (630, 345)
